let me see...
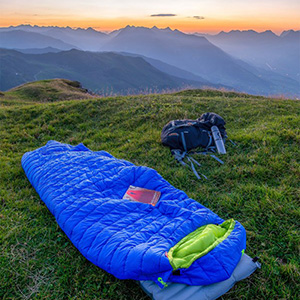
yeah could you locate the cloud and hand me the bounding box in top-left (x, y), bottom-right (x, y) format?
top-left (193, 16), bottom-right (205, 20)
top-left (150, 14), bottom-right (177, 17)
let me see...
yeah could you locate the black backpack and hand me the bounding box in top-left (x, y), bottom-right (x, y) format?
top-left (161, 112), bottom-right (228, 179)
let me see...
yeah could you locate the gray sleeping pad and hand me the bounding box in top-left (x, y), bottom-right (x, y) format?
top-left (140, 254), bottom-right (260, 300)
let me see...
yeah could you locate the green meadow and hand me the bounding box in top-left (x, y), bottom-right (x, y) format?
top-left (0, 80), bottom-right (299, 299)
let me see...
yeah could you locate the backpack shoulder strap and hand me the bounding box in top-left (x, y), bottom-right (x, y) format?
top-left (171, 149), bottom-right (207, 180)
top-left (180, 131), bottom-right (188, 152)
top-left (186, 156), bottom-right (207, 180)
top-left (210, 154), bottom-right (224, 164)
top-left (171, 149), bottom-right (187, 166)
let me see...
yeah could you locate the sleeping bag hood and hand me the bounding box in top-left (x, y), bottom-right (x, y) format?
top-left (22, 141), bottom-right (246, 288)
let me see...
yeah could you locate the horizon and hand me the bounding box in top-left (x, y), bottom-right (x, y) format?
top-left (1, 23), bottom-right (299, 36)
top-left (1, 0), bottom-right (300, 34)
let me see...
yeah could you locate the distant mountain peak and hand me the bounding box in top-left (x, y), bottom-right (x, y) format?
top-left (228, 29), bottom-right (256, 34)
top-left (280, 29), bottom-right (300, 38)
top-left (122, 25), bottom-right (149, 31)
top-left (119, 25), bottom-right (177, 34)
top-left (153, 26), bottom-right (174, 33)
top-left (18, 24), bottom-right (33, 28)
top-left (261, 30), bottom-right (276, 36)
top-left (216, 29), bottom-right (279, 38)
top-left (118, 25), bottom-right (168, 36)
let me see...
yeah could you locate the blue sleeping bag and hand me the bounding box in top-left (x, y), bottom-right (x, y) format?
top-left (22, 141), bottom-right (246, 288)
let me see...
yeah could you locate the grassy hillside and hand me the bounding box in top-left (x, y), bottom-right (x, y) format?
top-left (1, 79), bottom-right (94, 105)
top-left (0, 86), bottom-right (299, 299)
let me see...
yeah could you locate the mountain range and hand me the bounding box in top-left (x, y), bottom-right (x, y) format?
top-left (0, 25), bottom-right (108, 51)
top-left (0, 25), bottom-right (299, 97)
top-left (0, 48), bottom-right (211, 94)
top-left (201, 29), bottom-right (300, 84)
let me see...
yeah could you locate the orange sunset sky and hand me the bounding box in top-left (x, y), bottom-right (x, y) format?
top-left (1, 0), bottom-right (300, 34)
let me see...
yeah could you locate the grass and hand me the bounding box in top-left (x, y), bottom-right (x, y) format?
top-left (0, 84), bottom-right (299, 299)
top-left (0, 79), bottom-right (94, 105)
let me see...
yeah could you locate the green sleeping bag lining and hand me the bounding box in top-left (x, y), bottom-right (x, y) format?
top-left (168, 219), bottom-right (236, 270)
